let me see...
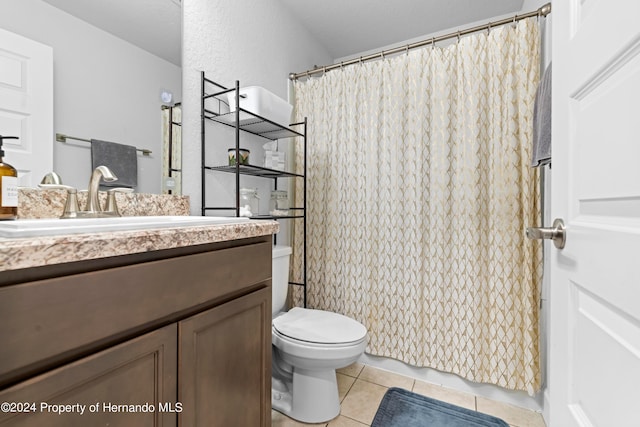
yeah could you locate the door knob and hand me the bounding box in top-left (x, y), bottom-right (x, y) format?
top-left (526, 218), bottom-right (566, 249)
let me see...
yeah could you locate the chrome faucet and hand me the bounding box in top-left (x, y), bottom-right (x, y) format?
top-left (85, 165), bottom-right (117, 213)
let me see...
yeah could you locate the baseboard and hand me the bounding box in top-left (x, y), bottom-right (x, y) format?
top-left (543, 388), bottom-right (551, 425)
top-left (358, 353), bottom-right (544, 413)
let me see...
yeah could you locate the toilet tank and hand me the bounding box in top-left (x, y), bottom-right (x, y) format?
top-left (272, 245), bottom-right (292, 316)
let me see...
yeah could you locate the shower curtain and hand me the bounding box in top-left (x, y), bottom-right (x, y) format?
top-left (291, 17), bottom-right (542, 394)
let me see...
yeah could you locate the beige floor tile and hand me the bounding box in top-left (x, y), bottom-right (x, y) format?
top-left (272, 409), bottom-right (327, 426)
top-left (476, 397), bottom-right (546, 427)
top-left (337, 372), bottom-right (356, 402)
top-left (358, 365), bottom-right (415, 390)
top-left (337, 362), bottom-right (365, 378)
top-left (411, 380), bottom-right (476, 410)
top-left (340, 379), bottom-right (388, 425)
top-left (326, 415), bottom-right (368, 427)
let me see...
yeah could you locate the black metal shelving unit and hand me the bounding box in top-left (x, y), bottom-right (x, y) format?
top-left (200, 72), bottom-right (308, 307)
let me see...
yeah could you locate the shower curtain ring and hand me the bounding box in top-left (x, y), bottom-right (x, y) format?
top-left (340, 61), bottom-right (344, 70)
top-left (405, 44), bottom-right (410, 55)
top-left (513, 14), bottom-right (517, 25)
top-left (431, 37), bottom-right (436, 49)
top-left (457, 31), bottom-right (461, 43)
top-left (359, 56), bottom-right (363, 65)
top-left (487, 22), bottom-right (491, 34)
top-left (380, 51), bottom-right (385, 60)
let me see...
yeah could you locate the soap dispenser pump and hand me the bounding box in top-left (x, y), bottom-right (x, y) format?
top-left (0, 135), bottom-right (19, 220)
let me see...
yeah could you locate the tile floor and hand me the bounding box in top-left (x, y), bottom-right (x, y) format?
top-left (271, 363), bottom-right (546, 427)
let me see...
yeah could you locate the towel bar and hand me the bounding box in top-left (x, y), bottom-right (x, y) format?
top-left (56, 133), bottom-right (152, 156)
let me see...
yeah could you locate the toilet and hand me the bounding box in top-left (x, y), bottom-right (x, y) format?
top-left (271, 245), bottom-right (368, 423)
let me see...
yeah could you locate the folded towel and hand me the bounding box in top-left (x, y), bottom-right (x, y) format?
top-left (91, 139), bottom-right (138, 188)
top-left (531, 63), bottom-right (552, 167)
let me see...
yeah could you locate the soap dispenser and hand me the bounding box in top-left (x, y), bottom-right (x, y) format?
top-left (0, 135), bottom-right (19, 220)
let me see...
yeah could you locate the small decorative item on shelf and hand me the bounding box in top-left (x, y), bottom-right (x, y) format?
top-left (239, 188), bottom-right (260, 217)
top-left (228, 148), bottom-right (250, 165)
top-left (269, 190), bottom-right (289, 216)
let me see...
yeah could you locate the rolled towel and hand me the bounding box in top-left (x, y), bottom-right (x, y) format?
top-left (531, 63), bottom-right (552, 167)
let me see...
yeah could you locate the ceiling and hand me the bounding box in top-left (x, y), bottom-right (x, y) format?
top-left (42, 0), bottom-right (182, 66)
top-left (41, 0), bottom-right (526, 67)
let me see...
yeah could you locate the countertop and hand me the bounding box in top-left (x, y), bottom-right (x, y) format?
top-left (0, 220), bottom-right (279, 273)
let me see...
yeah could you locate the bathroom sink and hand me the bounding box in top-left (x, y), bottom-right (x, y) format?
top-left (0, 216), bottom-right (250, 238)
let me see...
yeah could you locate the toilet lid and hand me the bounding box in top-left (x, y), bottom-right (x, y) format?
top-left (273, 307), bottom-right (367, 344)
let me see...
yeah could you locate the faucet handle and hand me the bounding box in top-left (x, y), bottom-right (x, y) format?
top-left (37, 184), bottom-right (80, 219)
top-left (104, 187), bottom-right (134, 217)
top-left (40, 172), bottom-right (62, 185)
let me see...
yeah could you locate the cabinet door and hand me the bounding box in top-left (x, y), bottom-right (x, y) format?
top-left (0, 324), bottom-right (177, 427)
top-left (179, 286), bottom-right (271, 427)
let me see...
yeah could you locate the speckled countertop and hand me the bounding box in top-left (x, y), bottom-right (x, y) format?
top-left (0, 189), bottom-right (279, 273)
top-left (0, 220), bottom-right (279, 272)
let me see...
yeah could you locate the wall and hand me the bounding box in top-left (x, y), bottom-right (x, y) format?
top-left (182, 0), bottom-right (332, 245)
top-left (0, 0), bottom-right (182, 194)
top-left (520, 1), bottom-right (552, 424)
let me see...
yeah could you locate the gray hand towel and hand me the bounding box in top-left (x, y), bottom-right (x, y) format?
top-left (531, 63), bottom-right (552, 167)
top-left (91, 139), bottom-right (138, 188)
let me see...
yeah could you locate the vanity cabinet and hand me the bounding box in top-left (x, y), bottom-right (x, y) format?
top-left (179, 286), bottom-right (271, 426)
top-left (0, 236), bottom-right (272, 427)
top-left (0, 325), bottom-right (177, 427)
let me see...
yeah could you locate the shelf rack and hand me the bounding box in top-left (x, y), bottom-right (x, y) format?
top-left (200, 72), bottom-right (308, 307)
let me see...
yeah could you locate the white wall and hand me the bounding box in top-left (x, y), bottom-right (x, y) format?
top-left (521, 0), bottom-right (548, 12)
top-left (520, 1), bottom-right (552, 424)
top-left (182, 0), bottom-right (332, 244)
top-left (0, 0), bottom-right (182, 194)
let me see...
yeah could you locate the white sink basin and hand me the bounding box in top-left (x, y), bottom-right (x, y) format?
top-left (0, 216), bottom-right (250, 238)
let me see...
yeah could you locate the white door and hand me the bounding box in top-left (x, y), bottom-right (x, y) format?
top-left (0, 27), bottom-right (53, 187)
top-left (550, 1), bottom-right (640, 426)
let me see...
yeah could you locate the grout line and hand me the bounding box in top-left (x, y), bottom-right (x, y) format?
top-left (341, 414), bottom-right (370, 426)
top-left (353, 377), bottom-right (388, 388)
top-left (355, 363), bottom-right (365, 378)
top-left (340, 375), bottom-right (357, 403)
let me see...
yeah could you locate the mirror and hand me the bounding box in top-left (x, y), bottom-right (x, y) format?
top-left (1, 1), bottom-right (182, 194)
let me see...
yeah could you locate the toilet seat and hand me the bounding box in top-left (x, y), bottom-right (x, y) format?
top-left (273, 307), bottom-right (367, 345)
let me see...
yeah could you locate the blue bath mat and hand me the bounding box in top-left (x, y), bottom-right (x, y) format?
top-left (371, 387), bottom-right (509, 427)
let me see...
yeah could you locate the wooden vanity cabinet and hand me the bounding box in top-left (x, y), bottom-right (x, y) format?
top-left (179, 286), bottom-right (271, 426)
top-left (0, 324), bottom-right (178, 427)
top-left (0, 236), bottom-right (272, 427)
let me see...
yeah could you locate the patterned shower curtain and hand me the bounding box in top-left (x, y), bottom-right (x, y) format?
top-left (291, 17), bottom-right (542, 394)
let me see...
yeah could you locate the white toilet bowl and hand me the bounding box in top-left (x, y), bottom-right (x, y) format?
top-left (272, 308), bottom-right (367, 423)
top-left (271, 246), bottom-right (368, 423)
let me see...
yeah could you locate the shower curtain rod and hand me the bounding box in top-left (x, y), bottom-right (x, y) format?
top-left (289, 2), bottom-right (551, 80)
